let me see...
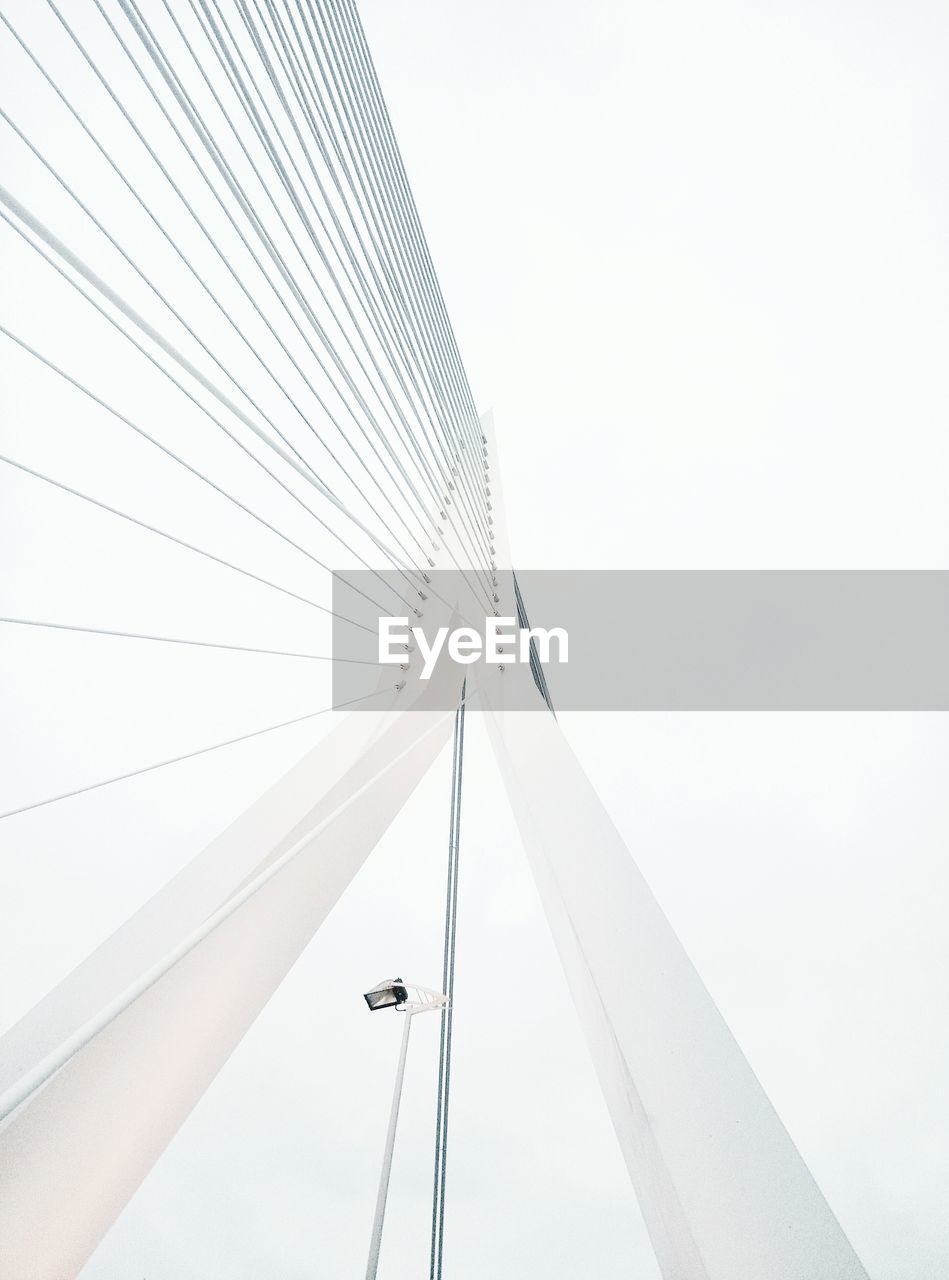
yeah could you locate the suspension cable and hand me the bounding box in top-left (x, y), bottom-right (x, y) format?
top-left (260, 0), bottom-right (493, 568)
top-left (0, 324), bottom-right (404, 621)
top-left (329, 0), bottom-right (486, 465)
top-left (0, 617), bottom-right (379, 664)
top-left (0, 203), bottom-right (424, 614)
top-left (0, 451), bottom-right (375, 632)
top-left (314, 0), bottom-right (489, 522)
top-left (118, 0), bottom-right (445, 566)
top-left (176, 0), bottom-right (458, 549)
top-left (0, 689), bottom-right (387, 823)
top-left (41, 0), bottom-right (429, 591)
top-left (337, 0), bottom-right (485, 451)
top-left (202, 0), bottom-right (496, 604)
top-left (242, 1), bottom-right (494, 609)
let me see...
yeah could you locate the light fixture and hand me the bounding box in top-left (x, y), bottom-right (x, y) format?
top-left (362, 978), bottom-right (409, 1012)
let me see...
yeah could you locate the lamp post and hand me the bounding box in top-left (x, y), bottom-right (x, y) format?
top-left (363, 980), bottom-right (447, 1280)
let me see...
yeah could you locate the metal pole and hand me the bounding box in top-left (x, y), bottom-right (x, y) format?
top-left (366, 1009), bottom-right (414, 1280)
top-left (431, 683), bottom-right (466, 1278)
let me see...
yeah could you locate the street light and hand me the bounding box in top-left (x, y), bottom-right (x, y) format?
top-left (363, 979), bottom-right (447, 1280)
top-left (363, 978), bottom-right (409, 1012)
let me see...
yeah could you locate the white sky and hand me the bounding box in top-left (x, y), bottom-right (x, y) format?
top-left (1, 0), bottom-right (948, 1276)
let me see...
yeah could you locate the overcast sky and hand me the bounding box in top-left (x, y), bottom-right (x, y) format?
top-left (1, 1), bottom-right (948, 1277)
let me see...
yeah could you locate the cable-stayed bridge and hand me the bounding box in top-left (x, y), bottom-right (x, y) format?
top-left (0, 4), bottom-right (870, 1278)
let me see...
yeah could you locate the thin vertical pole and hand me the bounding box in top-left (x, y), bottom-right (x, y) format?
top-left (430, 682), bottom-right (466, 1278)
top-left (366, 1010), bottom-right (414, 1280)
